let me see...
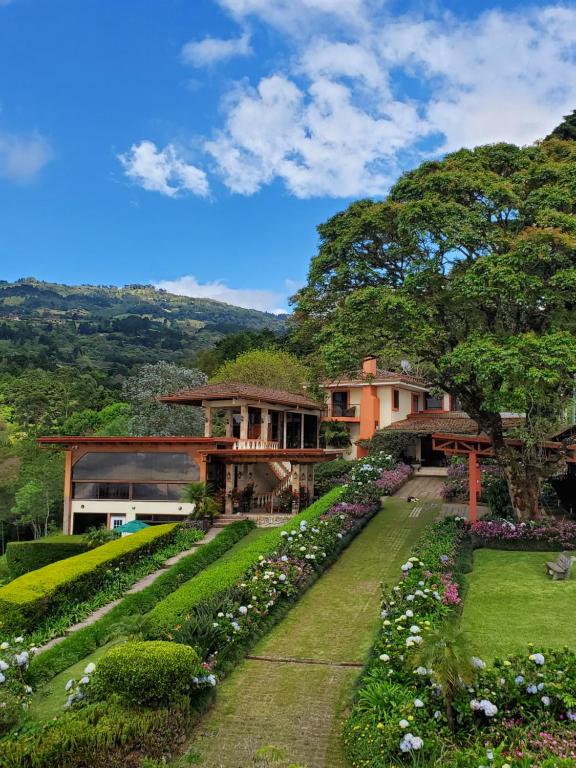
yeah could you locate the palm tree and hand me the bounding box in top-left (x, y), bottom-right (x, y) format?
top-left (181, 482), bottom-right (219, 522)
top-left (413, 624), bottom-right (474, 731)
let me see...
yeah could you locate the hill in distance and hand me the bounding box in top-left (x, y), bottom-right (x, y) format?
top-left (0, 278), bottom-right (286, 376)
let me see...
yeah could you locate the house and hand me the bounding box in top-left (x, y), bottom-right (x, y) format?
top-left (39, 382), bottom-right (336, 534)
top-left (320, 356), bottom-right (524, 463)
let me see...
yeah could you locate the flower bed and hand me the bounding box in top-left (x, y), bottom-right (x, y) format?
top-left (344, 518), bottom-right (576, 768)
top-left (376, 462), bottom-right (412, 495)
top-left (471, 518), bottom-right (576, 551)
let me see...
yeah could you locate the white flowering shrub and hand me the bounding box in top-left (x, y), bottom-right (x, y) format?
top-left (0, 635), bottom-right (38, 735)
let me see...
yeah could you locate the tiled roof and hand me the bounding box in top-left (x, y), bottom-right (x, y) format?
top-left (322, 368), bottom-right (428, 387)
top-left (158, 382), bottom-right (322, 409)
top-left (384, 412), bottom-right (524, 435)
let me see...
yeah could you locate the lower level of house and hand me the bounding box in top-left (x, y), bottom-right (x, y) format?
top-left (37, 435), bottom-right (335, 534)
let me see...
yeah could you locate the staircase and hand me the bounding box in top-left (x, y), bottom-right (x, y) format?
top-left (213, 514), bottom-right (249, 528)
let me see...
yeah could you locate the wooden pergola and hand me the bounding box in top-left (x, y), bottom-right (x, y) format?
top-left (431, 432), bottom-right (574, 523)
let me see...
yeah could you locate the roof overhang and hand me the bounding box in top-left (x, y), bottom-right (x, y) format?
top-left (200, 449), bottom-right (341, 464)
top-left (37, 436), bottom-right (236, 448)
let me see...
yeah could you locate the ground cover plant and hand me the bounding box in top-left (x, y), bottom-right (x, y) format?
top-left (344, 518), bottom-right (576, 768)
top-left (0, 523), bottom-right (179, 633)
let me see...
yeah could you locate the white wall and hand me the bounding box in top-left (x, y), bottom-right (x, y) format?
top-left (71, 500), bottom-right (195, 528)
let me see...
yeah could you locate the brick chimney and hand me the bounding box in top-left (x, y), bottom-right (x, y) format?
top-left (362, 355), bottom-right (377, 377)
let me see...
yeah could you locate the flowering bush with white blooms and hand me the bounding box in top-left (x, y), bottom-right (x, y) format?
top-left (0, 636), bottom-right (38, 735)
top-left (344, 517), bottom-right (576, 767)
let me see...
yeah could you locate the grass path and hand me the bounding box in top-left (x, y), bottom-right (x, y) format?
top-left (178, 499), bottom-right (438, 768)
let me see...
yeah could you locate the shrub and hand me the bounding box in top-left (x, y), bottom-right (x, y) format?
top-left (91, 641), bottom-right (203, 706)
top-left (5, 536), bottom-right (90, 578)
top-left (360, 430), bottom-right (415, 461)
top-left (313, 459), bottom-right (352, 496)
top-left (0, 697), bottom-right (193, 768)
top-left (27, 520), bottom-right (255, 687)
top-left (471, 517), bottom-right (576, 550)
top-left (0, 524), bottom-right (177, 634)
top-left (143, 489), bottom-right (343, 640)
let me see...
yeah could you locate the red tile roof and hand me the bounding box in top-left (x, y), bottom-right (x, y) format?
top-left (322, 368), bottom-right (428, 388)
top-left (158, 382), bottom-right (322, 409)
top-left (384, 412), bottom-right (524, 435)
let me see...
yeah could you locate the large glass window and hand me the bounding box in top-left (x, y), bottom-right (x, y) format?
top-left (303, 414), bottom-right (318, 448)
top-left (73, 452), bottom-right (200, 482)
top-left (286, 412), bottom-right (302, 449)
top-left (332, 391), bottom-right (349, 417)
top-left (270, 410), bottom-right (284, 444)
top-left (247, 407), bottom-right (262, 439)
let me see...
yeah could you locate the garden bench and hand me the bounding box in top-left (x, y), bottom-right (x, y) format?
top-left (545, 553), bottom-right (575, 580)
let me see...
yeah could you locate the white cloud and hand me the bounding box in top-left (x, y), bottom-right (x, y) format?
top-left (0, 130), bottom-right (52, 183)
top-left (155, 275), bottom-right (287, 313)
top-left (182, 32), bottom-right (252, 67)
top-left (202, 4), bottom-right (576, 198)
top-left (118, 140), bottom-right (209, 197)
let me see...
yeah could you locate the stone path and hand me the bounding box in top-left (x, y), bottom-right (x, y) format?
top-left (180, 498), bottom-right (439, 768)
top-left (38, 527), bottom-right (220, 653)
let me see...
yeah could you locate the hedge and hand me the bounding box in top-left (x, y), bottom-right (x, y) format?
top-left (27, 520), bottom-right (255, 686)
top-left (5, 536), bottom-right (90, 578)
top-left (0, 524), bottom-right (177, 635)
top-left (143, 488), bottom-right (343, 640)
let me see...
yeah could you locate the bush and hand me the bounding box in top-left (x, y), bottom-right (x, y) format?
top-left (143, 489), bottom-right (343, 640)
top-left (5, 536), bottom-right (90, 578)
top-left (0, 524), bottom-right (177, 634)
top-left (27, 520), bottom-right (255, 687)
top-left (91, 641), bottom-right (203, 706)
top-left (314, 459), bottom-right (352, 496)
top-left (360, 430), bottom-right (415, 461)
top-left (0, 697), bottom-right (193, 768)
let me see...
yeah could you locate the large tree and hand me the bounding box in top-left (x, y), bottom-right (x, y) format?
top-left (211, 349), bottom-right (310, 394)
top-left (292, 137), bottom-right (576, 519)
top-left (123, 361), bottom-right (206, 436)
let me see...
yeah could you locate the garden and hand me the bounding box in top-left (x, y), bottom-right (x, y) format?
top-left (0, 451), bottom-right (410, 767)
top-left (344, 516), bottom-right (576, 768)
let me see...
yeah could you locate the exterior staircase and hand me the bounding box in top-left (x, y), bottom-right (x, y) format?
top-left (213, 514), bottom-right (249, 528)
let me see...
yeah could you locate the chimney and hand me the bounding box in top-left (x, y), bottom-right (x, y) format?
top-left (362, 355), bottom-right (377, 377)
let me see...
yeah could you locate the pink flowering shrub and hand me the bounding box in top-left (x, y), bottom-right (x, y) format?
top-left (471, 518), bottom-right (576, 548)
top-left (375, 463), bottom-right (413, 495)
top-left (440, 573), bottom-right (461, 605)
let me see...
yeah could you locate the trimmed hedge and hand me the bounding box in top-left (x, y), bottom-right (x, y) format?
top-left (27, 520), bottom-right (255, 686)
top-left (0, 524), bottom-right (177, 634)
top-left (143, 488), bottom-right (343, 640)
top-left (92, 641), bottom-right (203, 706)
top-left (5, 536), bottom-right (90, 578)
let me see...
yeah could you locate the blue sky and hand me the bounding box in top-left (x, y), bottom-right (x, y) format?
top-left (1, 0), bottom-right (576, 312)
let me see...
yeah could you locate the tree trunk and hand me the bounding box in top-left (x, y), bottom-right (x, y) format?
top-left (500, 459), bottom-right (541, 521)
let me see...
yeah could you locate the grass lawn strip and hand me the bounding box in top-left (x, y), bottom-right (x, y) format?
top-left (460, 548), bottom-right (576, 660)
top-left (180, 498), bottom-right (438, 768)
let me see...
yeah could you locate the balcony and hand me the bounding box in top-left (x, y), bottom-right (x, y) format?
top-left (324, 404), bottom-right (359, 421)
top-left (233, 439), bottom-right (281, 450)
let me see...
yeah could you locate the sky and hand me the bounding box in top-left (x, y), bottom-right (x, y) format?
top-left (1, 0), bottom-right (576, 313)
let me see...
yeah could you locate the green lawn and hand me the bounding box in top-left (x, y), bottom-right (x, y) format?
top-left (460, 549), bottom-right (576, 660)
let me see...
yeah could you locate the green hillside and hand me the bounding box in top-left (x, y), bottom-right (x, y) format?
top-left (0, 278), bottom-right (285, 376)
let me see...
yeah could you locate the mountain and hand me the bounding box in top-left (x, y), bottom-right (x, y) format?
top-left (0, 278), bottom-right (286, 376)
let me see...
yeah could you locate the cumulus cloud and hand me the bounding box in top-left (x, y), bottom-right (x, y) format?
top-left (201, 4), bottom-right (576, 198)
top-left (155, 275), bottom-right (287, 313)
top-left (182, 32), bottom-right (252, 67)
top-left (215, 0), bottom-right (371, 34)
top-left (118, 140), bottom-right (209, 197)
top-left (0, 130), bottom-right (52, 183)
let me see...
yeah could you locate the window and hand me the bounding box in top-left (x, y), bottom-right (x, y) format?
top-left (392, 389), bottom-right (400, 411)
top-left (332, 391), bottom-right (349, 417)
top-left (270, 410), bottom-right (283, 444)
top-left (111, 517), bottom-right (125, 530)
top-left (73, 452), bottom-right (200, 482)
top-left (450, 396), bottom-right (463, 411)
top-left (425, 394), bottom-right (444, 410)
top-left (303, 414), bottom-right (319, 448)
top-left (286, 412), bottom-right (302, 449)
top-left (247, 407), bottom-right (262, 439)
top-left (411, 394), bottom-right (420, 413)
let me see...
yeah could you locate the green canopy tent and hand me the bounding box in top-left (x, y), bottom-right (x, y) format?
top-left (114, 520), bottom-right (150, 535)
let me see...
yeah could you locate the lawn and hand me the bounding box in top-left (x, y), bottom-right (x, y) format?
top-left (460, 549), bottom-right (576, 660)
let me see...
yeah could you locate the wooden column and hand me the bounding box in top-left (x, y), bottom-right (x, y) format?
top-left (204, 405), bottom-right (212, 437)
top-left (63, 450), bottom-right (73, 535)
top-left (261, 407), bottom-right (269, 442)
top-left (300, 413), bottom-right (305, 449)
top-left (291, 463), bottom-right (302, 513)
top-left (225, 464), bottom-right (235, 514)
top-left (468, 450), bottom-right (478, 524)
top-left (282, 412), bottom-right (287, 449)
top-left (240, 404), bottom-right (249, 441)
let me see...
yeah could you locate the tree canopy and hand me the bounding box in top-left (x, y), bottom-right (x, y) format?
top-left (211, 349), bottom-right (311, 394)
top-left (292, 137), bottom-right (576, 518)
